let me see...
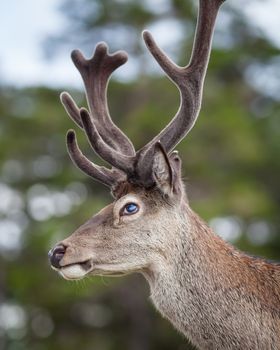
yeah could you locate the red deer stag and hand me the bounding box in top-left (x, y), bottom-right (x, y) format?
top-left (49, 0), bottom-right (280, 348)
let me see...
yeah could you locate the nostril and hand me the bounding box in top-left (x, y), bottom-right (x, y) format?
top-left (49, 244), bottom-right (66, 268)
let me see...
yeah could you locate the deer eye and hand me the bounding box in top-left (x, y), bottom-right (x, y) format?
top-left (122, 203), bottom-right (139, 216)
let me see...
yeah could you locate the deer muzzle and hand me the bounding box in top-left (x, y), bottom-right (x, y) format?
top-left (48, 244), bottom-right (93, 280)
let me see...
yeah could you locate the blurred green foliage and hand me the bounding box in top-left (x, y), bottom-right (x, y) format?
top-left (1, 0), bottom-right (280, 349)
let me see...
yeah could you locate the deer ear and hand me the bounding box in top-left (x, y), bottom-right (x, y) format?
top-left (152, 142), bottom-right (174, 195)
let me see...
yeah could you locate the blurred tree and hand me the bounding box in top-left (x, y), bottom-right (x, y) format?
top-left (1, 0), bottom-right (280, 349)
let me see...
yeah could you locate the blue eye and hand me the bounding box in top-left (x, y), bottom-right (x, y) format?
top-left (122, 203), bottom-right (139, 215)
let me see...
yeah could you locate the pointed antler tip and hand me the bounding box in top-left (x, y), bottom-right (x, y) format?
top-left (79, 108), bottom-right (92, 130)
top-left (71, 49), bottom-right (86, 66)
top-left (97, 42), bottom-right (128, 64)
top-left (142, 30), bottom-right (151, 38)
top-left (71, 49), bottom-right (80, 58)
top-left (142, 30), bottom-right (153, 43)
top-left (66, 130), bottom-right (78, 153)
top-left (90, 42), bottom-right (129, 67)
top-left (95, 42), bottom-right (108, 55)
top-left (80, 107), bottom-right (90, 119)
top-left (67, 129), bottom-right (76, 140)
top-left (116, 50), bottom-right (128, 64)
top-left (60, 91), bottom-right (69, 103)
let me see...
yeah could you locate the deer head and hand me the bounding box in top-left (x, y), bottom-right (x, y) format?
top-left (49, 0), bottom-right (225, 281)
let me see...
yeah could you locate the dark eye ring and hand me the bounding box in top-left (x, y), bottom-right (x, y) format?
top-left (122, 203), bottom-right (139, 216)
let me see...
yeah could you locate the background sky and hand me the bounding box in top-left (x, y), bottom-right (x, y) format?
top-left (0, 0), bottom-right (280, 89)
top-left (0, 0), bottom-right (75, 88)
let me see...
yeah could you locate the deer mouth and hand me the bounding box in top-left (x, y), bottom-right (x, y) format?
top-left (55, 260), bottom-right (132, 280)
top-left (57, 260), bottom-right (93, 280)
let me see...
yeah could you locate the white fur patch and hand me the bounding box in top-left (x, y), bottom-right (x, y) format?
top-left (59, 264), bottom-right (88, 280)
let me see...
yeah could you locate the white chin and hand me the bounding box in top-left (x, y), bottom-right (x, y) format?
top-left (59, 264), bottom-right (88, 280)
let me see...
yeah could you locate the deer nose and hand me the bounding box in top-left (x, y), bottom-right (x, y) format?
top-left (48, 244), bottom-right (66, 268)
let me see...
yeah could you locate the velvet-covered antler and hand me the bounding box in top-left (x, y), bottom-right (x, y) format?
top-left (61, 42), bottom-right (137, 187)
top-left (135, 0), bottom-right (225, 183)
top-left (62, 43), bottom-right (135, 157)
top-left (66, 130), bottom-right (120, 187)
top-left (62, 0), bottom-right (225, 190)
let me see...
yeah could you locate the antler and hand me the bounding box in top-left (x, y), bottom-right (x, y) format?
top-left (61, 41), bottom-right (138, 187)
top-left (62, 0), bottom-right (225, 190)
top-left (135, 0), bottom-right (225, 179)
top-left (61, 43), bottom-right (135, 157)
top-left (66, 130), bottom-right (121, 187)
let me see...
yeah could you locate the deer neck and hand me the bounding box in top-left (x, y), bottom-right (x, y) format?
top-left (143, 206), bottom-right (280, 350)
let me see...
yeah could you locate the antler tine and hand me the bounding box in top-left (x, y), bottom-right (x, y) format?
top-left (70, 44), bottom-right (136, 157)
top-left (188, 0), bottom-right (226, 73)
top-left (137, 0), bottom-right (225, 156)
top-left (61, 92), bottom-right (84, 129)
top-left (66, 130), bottom-right (122, 187)
top-left (79, 108), bottom-right (134, 174)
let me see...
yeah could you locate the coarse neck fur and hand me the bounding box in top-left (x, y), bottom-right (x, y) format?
top-left (143, 206), bottom-right (280, 350)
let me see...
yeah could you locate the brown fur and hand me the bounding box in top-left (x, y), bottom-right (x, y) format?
top-left (51, 182), bottom-right (280, 349)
